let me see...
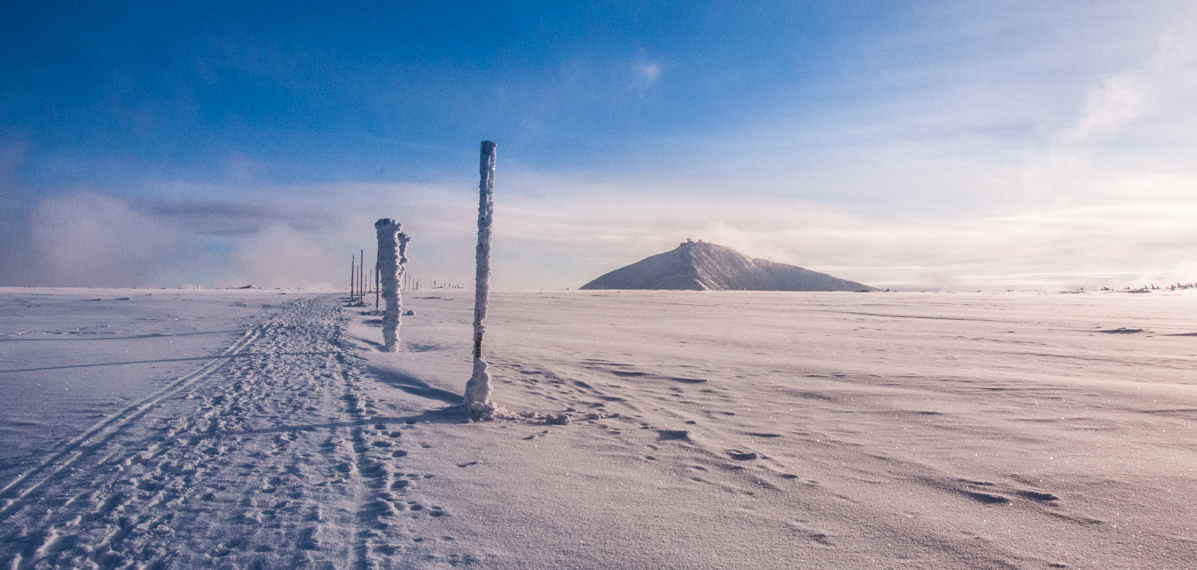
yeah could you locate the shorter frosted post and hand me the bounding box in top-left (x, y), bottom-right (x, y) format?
top-left (397, 230), bottom-right (410, 308)
top-left (375, 219), bottom-right (409, 352)
top-left (464, 141), bottom-right (496, 414)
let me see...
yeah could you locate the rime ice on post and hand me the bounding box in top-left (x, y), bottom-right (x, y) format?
top-left (463, 141), bottom-right (496, 414)
top-left (374, 219), bottom-right (410, 352)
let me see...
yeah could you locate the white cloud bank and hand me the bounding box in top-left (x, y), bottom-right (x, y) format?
top-left (493, 186), bottom-right (1197, 291)
top-left (7, 151), bottom-right (1195, 292)
top-left (13, 184), bottom-right (483, 290)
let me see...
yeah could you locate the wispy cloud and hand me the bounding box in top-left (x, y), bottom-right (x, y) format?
top-left (630, 50), bottom-right (663, 95)
top-left (637, 62), bottom-right (661, 83)
top-left (1062, 75), bottom-right (1146, 141)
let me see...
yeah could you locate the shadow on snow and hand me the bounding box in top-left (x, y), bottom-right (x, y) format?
top-left (366, 366), bottom-right (463, 406)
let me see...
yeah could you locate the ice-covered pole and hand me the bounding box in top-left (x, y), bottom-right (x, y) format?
top-left (375, 219), bottom-right (410, 352)
top-left (397, 231), bottom-right (410, 304)
top-left (463, 141), bottom-right (496, 414)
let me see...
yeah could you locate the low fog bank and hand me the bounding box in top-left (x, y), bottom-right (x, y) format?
top-left (1, 186), bottom-right (1193, 292)
top-left (0, 189), bottom-right (478, 291)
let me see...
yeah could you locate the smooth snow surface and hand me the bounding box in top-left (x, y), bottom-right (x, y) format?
top-left (2, 287), bottom-right (1196, 569)
top-left (580, 241), bottom-right (876, 291)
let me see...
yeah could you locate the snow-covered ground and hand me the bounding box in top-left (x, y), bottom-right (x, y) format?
top-left (1, 287), bottom-right (1194, 569)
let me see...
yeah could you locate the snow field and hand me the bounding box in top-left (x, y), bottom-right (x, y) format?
top-left (2, 287), bottom-right (1195, 569)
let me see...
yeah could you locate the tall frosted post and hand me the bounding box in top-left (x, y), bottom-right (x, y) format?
top-left (374, 219), bottom-right (410, 352)
top-left (464, 141), bottom-right (496, 414)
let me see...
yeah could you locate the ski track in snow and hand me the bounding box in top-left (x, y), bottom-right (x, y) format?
top-left (0, 295), bottom-right (463, 569)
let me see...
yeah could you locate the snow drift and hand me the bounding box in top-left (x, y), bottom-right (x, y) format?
top-left (580, 240), bottom-right (876, 291)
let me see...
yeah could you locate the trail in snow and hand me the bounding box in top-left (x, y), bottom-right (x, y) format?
top-left (0, 294), bottom-right (465, 569)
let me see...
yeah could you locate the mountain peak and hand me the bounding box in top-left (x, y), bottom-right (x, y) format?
top-left (580, 242), bottom-right (876, 291)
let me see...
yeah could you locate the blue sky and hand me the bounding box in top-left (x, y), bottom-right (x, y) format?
top-left (2, 1), bottom-right (1195, 289)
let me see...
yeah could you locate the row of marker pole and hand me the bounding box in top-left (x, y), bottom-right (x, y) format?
top-left (348, 255), bottom-right (459, 306)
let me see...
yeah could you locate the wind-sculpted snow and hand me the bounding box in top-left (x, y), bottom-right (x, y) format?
top-left (580, 241), bottom-right (876, 291)
top-left (343, 289), bottom-right (1197, 569)
top-left (3, 287), bottom-right (1196, 569)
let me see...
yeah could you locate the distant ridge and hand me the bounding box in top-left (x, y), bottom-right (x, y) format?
top-left (580, 241), bottom-right (877, 292)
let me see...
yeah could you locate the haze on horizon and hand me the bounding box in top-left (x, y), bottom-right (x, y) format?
top-left (2, 1), bottom-right (1195, 291)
